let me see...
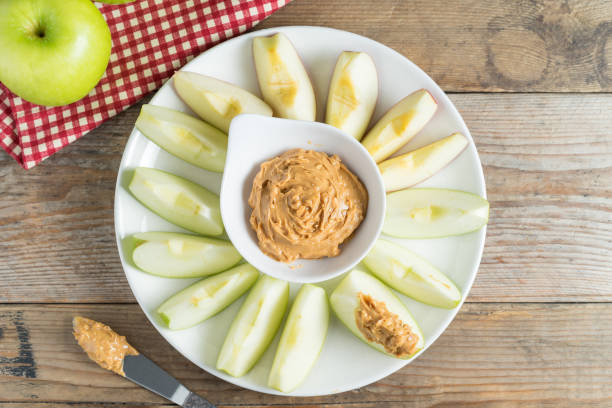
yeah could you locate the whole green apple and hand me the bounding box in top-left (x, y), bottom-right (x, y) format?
top-left (0, 0), bottom-right (112, 106)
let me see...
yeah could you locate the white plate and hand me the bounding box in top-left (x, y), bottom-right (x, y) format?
top-left (114, 26), bottom-right (486, 397)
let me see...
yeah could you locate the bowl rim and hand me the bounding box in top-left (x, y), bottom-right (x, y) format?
top-left (220, 113), bottom-right (386, 284)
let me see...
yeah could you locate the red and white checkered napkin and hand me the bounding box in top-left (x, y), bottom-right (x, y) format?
top-left (0, 0), bottom-right (289, 169)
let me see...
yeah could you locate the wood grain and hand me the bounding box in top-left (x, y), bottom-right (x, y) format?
top-left (1, 94), bottom-right (610, 303)
top-left (257, 0), bottom-right (612, 92)
top-left (1, 303), bottom-right (611, 407)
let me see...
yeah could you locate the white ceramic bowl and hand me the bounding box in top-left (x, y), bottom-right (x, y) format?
top-left (220, 114), bottom-right (385, 283)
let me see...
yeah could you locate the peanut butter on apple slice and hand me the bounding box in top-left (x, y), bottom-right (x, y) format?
top-left (354, 292), bottom-right (419, 358)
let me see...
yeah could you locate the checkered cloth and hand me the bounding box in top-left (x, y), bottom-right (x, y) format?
top-left (0, 0), bottom-right (289, 169)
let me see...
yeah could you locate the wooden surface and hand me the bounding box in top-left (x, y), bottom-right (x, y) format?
top-left (2, 303), bottom-right (611, 407)
top-left (1, 0), bottom-right (611, 406)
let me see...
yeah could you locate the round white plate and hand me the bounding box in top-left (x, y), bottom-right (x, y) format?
top-left (114, 26), bottom-right (486, 397)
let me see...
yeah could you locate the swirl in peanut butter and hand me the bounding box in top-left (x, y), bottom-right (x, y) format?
top-left (248, 148), bottom-right (368, 263)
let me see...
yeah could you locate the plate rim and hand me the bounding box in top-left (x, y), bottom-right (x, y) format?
top-left (114, 25), bottom-right (487, 397)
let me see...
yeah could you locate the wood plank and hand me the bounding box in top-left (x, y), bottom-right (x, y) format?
top-left (0, 303), bottom-right (610, 407)
top-left (456, 94), bottom-right (612, 302)
top-left (257, 0), bottom-right (612, 92)
top-left (1, 94), bottom-right (610, 303)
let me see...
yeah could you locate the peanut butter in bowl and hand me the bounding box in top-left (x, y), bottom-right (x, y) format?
top-left (248, 148), bottom-right (368, 263)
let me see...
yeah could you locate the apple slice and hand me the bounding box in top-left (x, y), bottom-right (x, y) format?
top-left (157, 264), bottom-right (259, 330)
top-left (135, 104), bottom-right (228, 172)
top-left (252, 33), bottom-right (316, 121)
top-left (378, 132), bottom-right (469, 192)
top-left (361, 89), bottom-right (437, 163)
top-left (130, 232), bottom-right (241, 278)
top-left (268, 284), bottom-right (329, 393)
top-left (217, 275), bottom-right (289, 377)
top-left (384, 188), bottom-right (489, 238)
top-left (325, 51), bottom-right (378, 140)
top-left (363, 239), bottom-right (462, 309)
top-left (128, 167), bottom-right (223, 236)
top-left (173, 71), bottom-right (272, 133)
top-left (329, 268), bottom-right (424, 359)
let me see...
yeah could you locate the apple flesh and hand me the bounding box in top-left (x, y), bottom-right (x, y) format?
top-left (268, 284), bottom-right (329, 393)
top-left (136, 104), bottom-right (228, 172)
top-left (325, 51), bottom-right (378, 140)
top-left (173, 71), bottom-right (272, 133)
top-left (363, 239), bottom-right (462, 309)
top-left (329, 268), bottom-right (424, 359)
top-left (128, 167), bottom-right (223, 236)
top-left (253, 33), bottom-right (316, 121)
top-left (130, 232), bottom-right (241, 278)
top-left (157, 264), bottom-right (259, 330)
top-left (217, 275), bottom-right (289, 377)
top-left (0, 0), bottom-right (111, 106)
top-left (384, 188), bottom-right (489, 238)
top-left (361, 89), bottom-right (437, 163)
top-left (378, 132), bottom-right (469, 192)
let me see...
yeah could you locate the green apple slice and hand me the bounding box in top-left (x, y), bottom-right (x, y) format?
top-left (135, 104), bottom-right (227, 173)
top-left (217, 275), bottom-right (290, 377)
top-left (363, 239), bottom-right (462, 309)
top-left (157, 264), bottom-right (259, 330)
top-left (268, 284), bottom-right (329, 393)
top-left (330, 268), bottom-right (424, 359)
top-left (130, 232), bottom-right (241, 278)
top-left (361, 89), bottom-right (437, 163)
top-left (253, 33), bottom-right (316, 121)
top-left (379, 132), bottom-right (469, 192)
top-left (128, 167), bottom-right (223, 236)
top-left (325, 51), bottom-right (378, 141)
top-left (173, 71), bottom-right (272, 133)
top-left (384, 188), bottom-right (489, 238)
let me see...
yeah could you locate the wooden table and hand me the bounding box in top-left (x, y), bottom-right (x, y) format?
top-left (1, 0), bottom-right (611, 406)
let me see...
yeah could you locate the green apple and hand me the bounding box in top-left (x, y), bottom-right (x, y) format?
top-left (253, 33), bottom-right (316, 121)
top-left (0, 0), bottom-right (111, 106)
top-left (361, 89), bottom-right (437, 163)
top-left (157, 264), bottom-right (259, 330)
top-left (384, 188), bottom-right (489, 238)
top-left (330, 268), bottom-right (424, 359)
top-left (130, 232), bottom-right (241, 278)
top-left (136, 104), bottom-right (228, 173)
top-left (378, 132), bottom-right (468, 192)
top-left (128, 167), bottom-right (223, 236)
top-left (363, 239), bottom-right (462, 309)
top-left (326, 51), bottom-right (378, 140)
top-left (268, 284), bottom-right (329, 393)
top-left (217, 275), bottom-right (289, 377)
top-left (173, 71), bottom-right (272, 133)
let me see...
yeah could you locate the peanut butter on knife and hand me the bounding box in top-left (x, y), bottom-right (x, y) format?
top-left (72, 316), bottom-right (216, 407)
top-left (73, 316), bottom-right (138, 376)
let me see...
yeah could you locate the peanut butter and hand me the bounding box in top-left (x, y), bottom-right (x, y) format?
top-left (248, 148), bottom-right (368, 263)
top-left (73, 316), bottom-right (138, 376)
top-left (355, 293), bottom-right (419, 357)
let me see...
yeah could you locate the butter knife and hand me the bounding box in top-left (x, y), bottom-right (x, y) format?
top-left (72, 316), bottom-right (215, 408)
top-left (123, 354), bottom-right (215, 408)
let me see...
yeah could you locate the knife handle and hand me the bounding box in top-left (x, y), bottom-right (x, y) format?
top-left (182, 392), bottom-right (217, 408)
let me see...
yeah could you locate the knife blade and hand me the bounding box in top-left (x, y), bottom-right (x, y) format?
top-left (123, 354), bottom-right (215, 408)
